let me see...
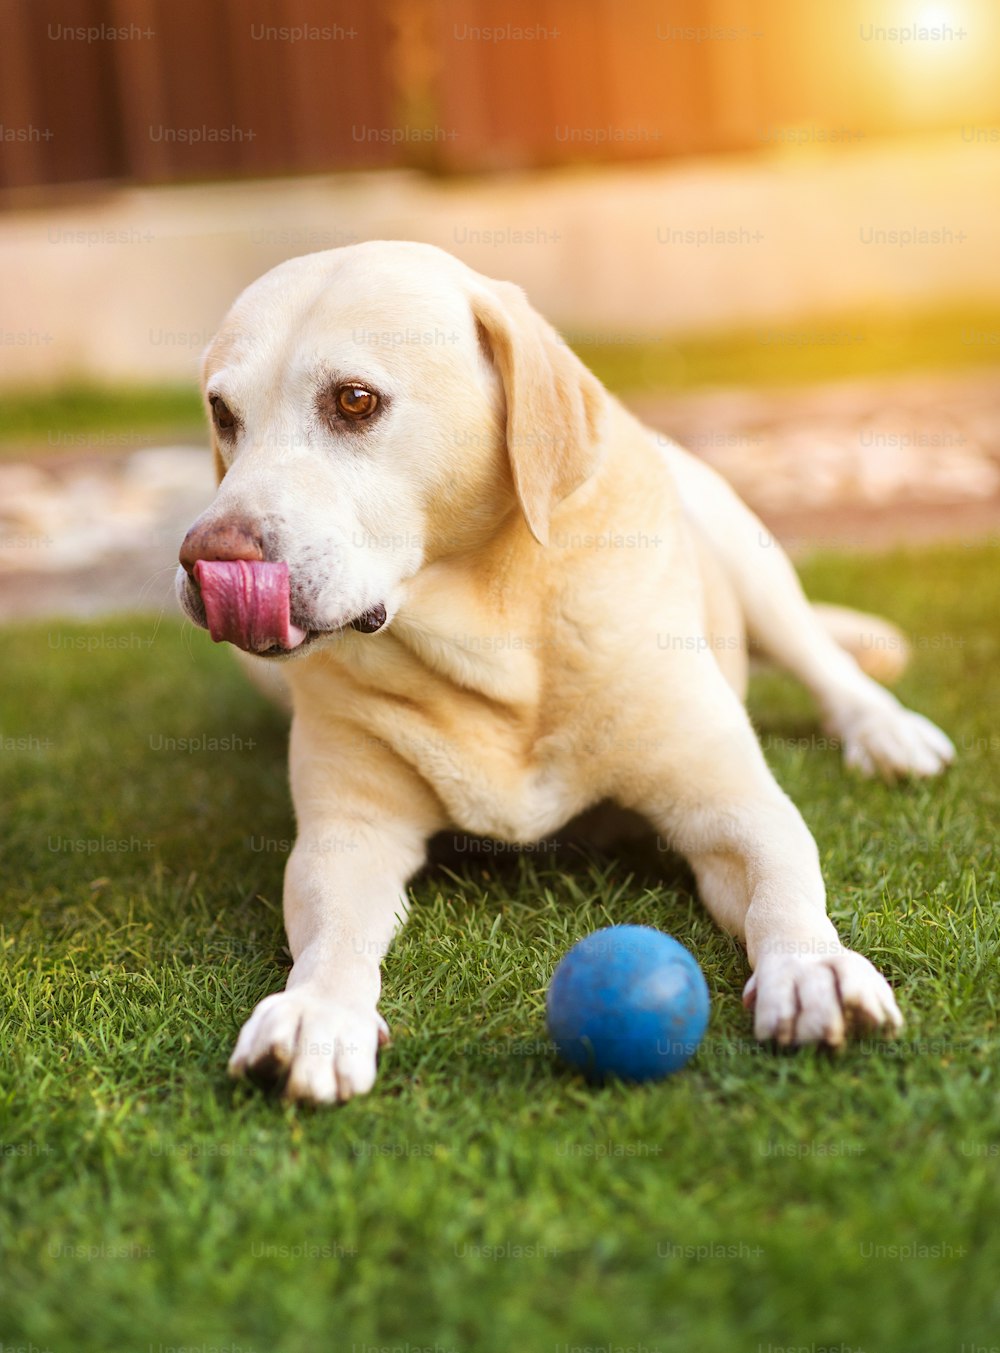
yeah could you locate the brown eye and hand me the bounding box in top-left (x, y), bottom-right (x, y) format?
top-left (210, 395), bottom-right (236, 436)
top-left (335, 385), bottom-right (379, 421)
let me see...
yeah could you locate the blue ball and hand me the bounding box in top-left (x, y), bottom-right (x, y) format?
top-left (546, 925), bottom-right (710, 1083)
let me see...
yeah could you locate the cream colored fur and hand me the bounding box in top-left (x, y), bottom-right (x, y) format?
top-left (177, 242), bottom-right (953, 1103)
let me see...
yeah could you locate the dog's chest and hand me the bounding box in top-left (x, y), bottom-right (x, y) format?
top-left (392, 710), bottom-right (578, 841)
top-left (328, 633), bottom-right (588, 841)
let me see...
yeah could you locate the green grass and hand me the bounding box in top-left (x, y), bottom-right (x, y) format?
top-left (2, 544), bottom-right (999, 1353)
top-left (3, 302), bottom-right (1000, 457)
top-left (0, 384), bottom-right (203, 456)
top-left (571, 302), bottom-right (1000, 392)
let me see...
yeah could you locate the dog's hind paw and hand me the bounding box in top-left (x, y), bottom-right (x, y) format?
top-left (830, 698), bottom-right (954, 781)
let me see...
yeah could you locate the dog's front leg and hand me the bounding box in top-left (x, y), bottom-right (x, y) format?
top-left (623, 673), bottom-right (904, 1046)
top-left (228, 715), bottom-right (442, 1103)
top-left (685, 794), bottom-right (903, 1046)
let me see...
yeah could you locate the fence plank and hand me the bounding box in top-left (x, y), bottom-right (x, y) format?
top-left (3, 0), bottom-right (998, 191)
top-left (0, 0), bottom-right (47, 189)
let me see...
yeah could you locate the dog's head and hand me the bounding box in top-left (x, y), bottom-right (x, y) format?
top-left (176, 241), bottom-right (606, 658)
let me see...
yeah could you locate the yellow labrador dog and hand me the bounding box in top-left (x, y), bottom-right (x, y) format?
top-left (177, 241), bottom-right (953, 1104)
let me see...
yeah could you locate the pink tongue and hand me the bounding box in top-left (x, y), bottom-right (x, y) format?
top-left (193, 560), bottom-right (307, 653)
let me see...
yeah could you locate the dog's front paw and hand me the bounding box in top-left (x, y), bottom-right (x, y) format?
top-left (228, 989), bottom-right (389, 1104)
top-left (833, 700), bottom-right (954, 780)
top-left (743, 947), bottom-right (903, 1047)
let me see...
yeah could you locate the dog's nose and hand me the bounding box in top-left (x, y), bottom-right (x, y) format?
top-left (179, 518), bottom-right (265, 574)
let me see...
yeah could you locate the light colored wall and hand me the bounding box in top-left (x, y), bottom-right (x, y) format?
top-left (1, 132), bottom-right (996, 386)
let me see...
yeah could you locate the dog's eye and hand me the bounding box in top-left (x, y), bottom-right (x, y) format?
top-left (210, 395), bottom-right (237, 436)
top-left (335, 385), bottom-right (379, 421)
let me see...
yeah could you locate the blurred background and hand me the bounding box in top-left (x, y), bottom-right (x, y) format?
top-left (2, 0), bottom-right (1000, 619)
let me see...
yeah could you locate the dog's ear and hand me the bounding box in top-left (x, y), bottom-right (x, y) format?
top-left (471, 282), bottom-right (607, 545)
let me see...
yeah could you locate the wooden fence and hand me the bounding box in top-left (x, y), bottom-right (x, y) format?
top-left (1, 0), bottom-right (993, 190)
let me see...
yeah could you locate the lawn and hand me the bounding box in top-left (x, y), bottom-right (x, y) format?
top-left (1, 543), bottom-right (998, 1353)
top-left (4, 302), bottom-right (1000, 457)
